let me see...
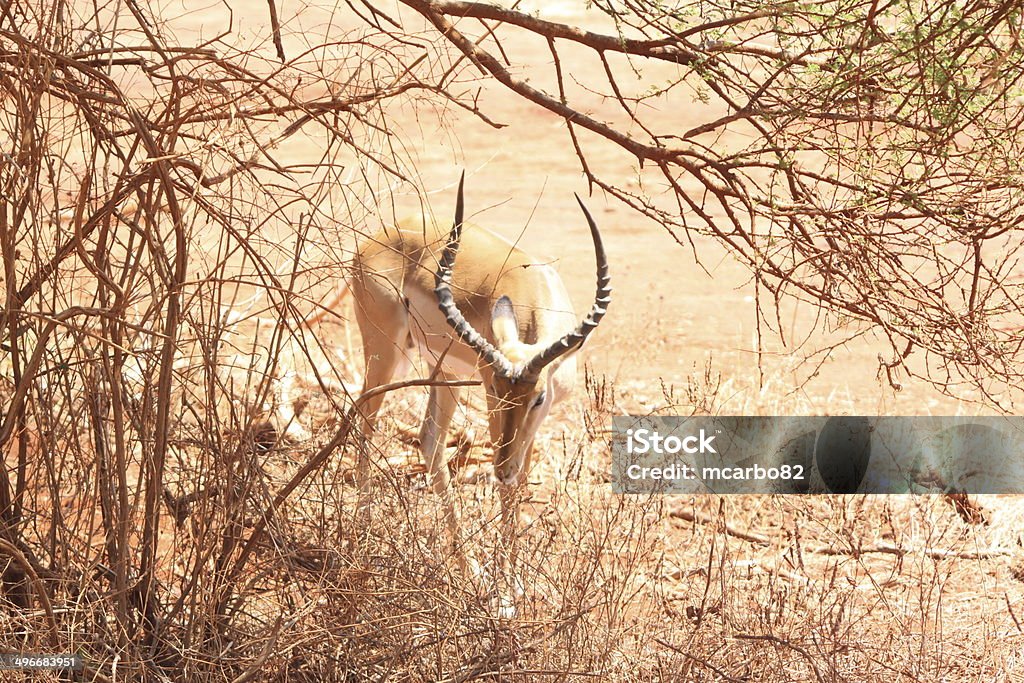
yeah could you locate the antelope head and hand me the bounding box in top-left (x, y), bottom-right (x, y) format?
top-left (434, 176), bottom-right (611, 487)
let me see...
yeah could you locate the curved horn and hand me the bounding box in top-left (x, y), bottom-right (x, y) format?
top-left (434, 173), bottom-right (519, 378)
top-left (522, 194), bottom-right (611, 379)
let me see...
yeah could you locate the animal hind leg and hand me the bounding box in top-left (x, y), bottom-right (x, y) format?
top-left (351, 289), bottom-right (412, 495)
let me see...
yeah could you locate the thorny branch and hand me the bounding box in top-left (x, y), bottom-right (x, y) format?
top-left (399, 0), bottom-right (1024, 405)
top-left (0, 0), bottom-right (472, 675)
top-left (2, 0), bottom-right (1024, 678)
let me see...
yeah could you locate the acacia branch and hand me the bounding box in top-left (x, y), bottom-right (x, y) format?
top-left (399, 0), bottom-right (702, 167)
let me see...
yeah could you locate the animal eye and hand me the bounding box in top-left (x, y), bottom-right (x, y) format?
top-left (532, 391), bottom-right (547, 408)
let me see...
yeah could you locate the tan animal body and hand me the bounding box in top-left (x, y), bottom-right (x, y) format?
top-left (311, 176), bottom-right (610, 508)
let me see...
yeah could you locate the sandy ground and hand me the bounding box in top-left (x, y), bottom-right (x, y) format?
top-left (203, 0), bottom-right (978, 416)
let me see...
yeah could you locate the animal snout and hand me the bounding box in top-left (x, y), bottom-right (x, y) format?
top-left (494, 467), bottom-right (522, 488)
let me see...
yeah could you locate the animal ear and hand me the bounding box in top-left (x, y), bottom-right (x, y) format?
top-left (491, 295), bottom-right (520, 345)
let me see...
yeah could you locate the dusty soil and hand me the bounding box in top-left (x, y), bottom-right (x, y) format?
top-left (195, 0), bottom-right (976, 416)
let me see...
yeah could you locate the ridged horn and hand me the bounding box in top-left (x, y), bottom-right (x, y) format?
top-left (434, 173), bottom-right (519, 378)
top-left (521, 194), bottom-right (611, 380)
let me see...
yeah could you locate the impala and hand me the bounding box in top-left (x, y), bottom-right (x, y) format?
top-left (312, 175), bottom-right (610, 518)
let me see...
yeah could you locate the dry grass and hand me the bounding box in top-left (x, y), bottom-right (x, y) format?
top-left (2, 261), bottom-right (1024, 680)
top-left (176, 331), bottom-right (1023, 681)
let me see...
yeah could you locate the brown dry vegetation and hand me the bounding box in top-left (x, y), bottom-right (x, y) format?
top-left (1, 0), bottom-right (1024, 681)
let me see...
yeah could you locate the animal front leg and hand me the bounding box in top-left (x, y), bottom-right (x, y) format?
top-left (418, 373), bottom-right (463, 495)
